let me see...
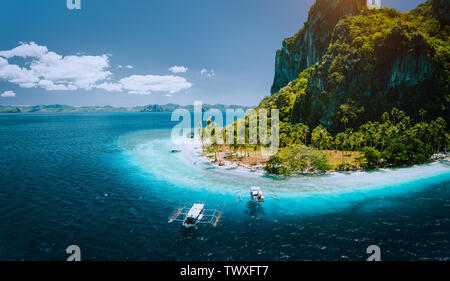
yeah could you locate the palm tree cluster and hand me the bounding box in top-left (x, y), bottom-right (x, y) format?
top-left (277, 108), bottom-right (449, 171)
top-left (198, 108), bottom-right (448, 174)
top-left (197, 117), bottom-right (269, 166)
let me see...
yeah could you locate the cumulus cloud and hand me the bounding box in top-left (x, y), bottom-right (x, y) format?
top-left (169, 66), bottom-right (188, 73)
top-left (98, 75), bottom-right (192, 95)
top-left (0, 42), bottom-right (48, 58)
top-left (96, 82), bottom-right (124, 92)
top-left (0, 42), bottom-right (111, 91)
top-left (200, 68), bottom-right (215, 78)
top-left (0, 42), bottom-right (192, 96)
top-left (1, 90), bottom-right (16, 97)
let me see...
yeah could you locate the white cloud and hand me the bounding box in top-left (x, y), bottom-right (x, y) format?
top-left (0, 42), bottom-right (111, 91)
top-left (0, 42), bottom-right (193, 96)
top-left (169, 66), bottom-right (188, 73)
top-left (1, 90), bottom-right (16, 97)
top-left (200, 68), bottom-right (215, 78)
top-left (118, 65), bottom-right (133, 69)
top-left (0, 57), bottom-right (38, 87)
top-left (96, 74), bottom-right (192, 95)
top-left (118, 74), bottom-right (192, 95)
top-left (0, 42), bottom-right (48, 58)
top-left (96, 82), bottom-right (124, 92)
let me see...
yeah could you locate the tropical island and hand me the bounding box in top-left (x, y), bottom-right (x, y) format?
top-left (198, 0), bottom-right (450, 175)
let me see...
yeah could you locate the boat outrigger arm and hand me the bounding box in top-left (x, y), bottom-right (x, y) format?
top-left (168, 204), bottom-right (222, 227)
top-left (235, 186), bottom-right (279, 203)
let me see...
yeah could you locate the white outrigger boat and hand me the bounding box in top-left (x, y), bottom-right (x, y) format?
top-left (235, 186), bottom-right (279, 203)
top-left (170, 146), bottom-right (182, 153)
top-left (168, 203), bottom-right (222, 228)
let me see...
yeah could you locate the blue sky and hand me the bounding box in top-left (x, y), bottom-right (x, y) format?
top-left (0, 0), bottom-right (424, 107)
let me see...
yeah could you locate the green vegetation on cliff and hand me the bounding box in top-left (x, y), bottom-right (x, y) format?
top-left (196, 0), bottom-right (449, 175)
top-left (267, 0), bottom-right (449, 132)
top-left (271, 0), bottom-right (367, 94)
top-left (254, 0), bottom-right (449, 175)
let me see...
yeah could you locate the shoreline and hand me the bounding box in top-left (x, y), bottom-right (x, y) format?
top-left (121, 130), bottom-right (450, 198)
top-left (181, 140), bottom-right (267, 176)
top-left (180, 139), bottom-right (450, 177)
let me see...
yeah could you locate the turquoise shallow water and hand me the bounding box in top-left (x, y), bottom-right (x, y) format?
top-left (0, 112), bottom-right (449, 260)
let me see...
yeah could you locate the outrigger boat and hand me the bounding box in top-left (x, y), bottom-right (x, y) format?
top-left (235, 186), bottom-right (279, 203)
top-left (168, 203), bottom-right (222, 228)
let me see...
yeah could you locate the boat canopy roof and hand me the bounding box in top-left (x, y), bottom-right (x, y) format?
top-left (187, 203), bottom-right (204, 218)
top-left (251, 186), bottom-right (262, 193)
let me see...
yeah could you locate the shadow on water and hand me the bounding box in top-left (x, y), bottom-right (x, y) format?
top-left (246, 201), bottom-right (264, 218)
top-left (180, 227), bottom-right (200, 239)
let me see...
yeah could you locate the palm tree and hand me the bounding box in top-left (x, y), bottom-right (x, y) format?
top-left (292, 123), bottom-right (309, 145)
top-left (335, 133), bottom-right (346, 166)
top-left (198, 123), bottom-right (206, 148)
top-left (212, 144), bottom-right (220, 162)
top-left (342, 133), bottom-right (353, 167)
top-left (338, 102), bottom-right (364, 130)
top-left (341, 116), bottom-right (349, 130)
top-left (230, 140), bottom-right (239, 160)
top-left (378, 123), bottom-right (388, 152)
top-left (312, 125), bottom-right (332, 150)
top-left (252, 144), bottom-right (259, 164)
top-left (351, 131), bottom-right (365, 151)
top-left (419, 108), bottom-right (427, 123)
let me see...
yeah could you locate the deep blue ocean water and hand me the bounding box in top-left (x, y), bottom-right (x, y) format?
top-left (0, 112), bottom-right (449, 261)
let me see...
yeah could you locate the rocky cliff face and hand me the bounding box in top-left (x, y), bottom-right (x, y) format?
top-left (295, 1), bottom-right (449, 131)
top-left (433, 0), bottom-right (450, 24)
top-left (270, 0), bottom-right (366, 94)
top-left (265, 0), bottom-right (449, 132)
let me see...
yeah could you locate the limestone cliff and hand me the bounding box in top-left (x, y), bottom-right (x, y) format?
top-left (270, 0), bottom-right (367, 94)
top-left (265, 0), bottom-right (449, 132)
